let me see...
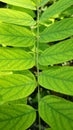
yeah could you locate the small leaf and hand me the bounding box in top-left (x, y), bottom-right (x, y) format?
top-left (0, 0), bottom-right (36, 10)
top-left (39, 95), bottom-right (73, 130)
top-left (0, 48), bottom-right (35, 71)
top-left (40, 18), bottom-right (73, 43)
top-left (0, 23), bottom-right (35, 47)
top-left (39, 67), bottom-right (73, 95)
top-left (0, 73), bottom-right (36, 102)
top-left (0, 104), bottom-right (36, 130)
top-left (40, 0), bottom-right (73, 22)
top-left (39, 0), bottom-right (50, 7)
top-left (39, 38), bottom-right (73, 65)
top-left (0, 8), bottom-right (36, 26)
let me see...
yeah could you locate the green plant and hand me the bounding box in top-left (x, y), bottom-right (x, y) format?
top-left (0, 0), bottom-right (73, 129)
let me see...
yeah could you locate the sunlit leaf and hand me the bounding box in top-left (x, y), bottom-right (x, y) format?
top-left (0, 73), bottom-right (36, 102)
top-left (0, 0), bottom-right (36, 10)
top-left (39, 95), bottom-right (73, 130)
top-left (0, 48), bottom-right (35, 70)
top-left (0, 104), bottom-right (36, 130)
top-left (39, 67), bottom-right (73, 95)
top-left (0, 8), bottom-right (36, 26)
top-left (40, 18), bottom-right (73, 43)
top-left (39, 38), bottom-right (73, 65)
top-left (0, 23), bottom-right (35, 47)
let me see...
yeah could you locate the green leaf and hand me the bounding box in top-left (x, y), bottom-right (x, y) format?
top-left (40, 18), bottom-right (73, 43)
top-left (0, 0), bottom-right (36, 10)
top-left (8, 4), bottom-right (36, 18)
top-left (0, 71), bottom-right (13, 76)
top-left (39, 95), bottom-right (73, 130)
top-left (14, 70), bottom-right (36, 80)
top-left (39, 67), bottom-right (73, 95)
top-left (40, 0), bottom-right (73, 22)
top-left (0, 8), bottom-right (36, 26)
top-left (0, 104), bottom-right (36, 130)
top-left (39, 0), bottom-right (50, 7)
top-left (0, 48), bottom-right (35, 71)
top-left (7, 98), bottom-right (27, 105)
top-left (63, 6), bottom-right (73, 16)
top-left (39, 38), bottom-right (73, 65)
top-left (0, 73), bottom-right (36, 102)
top-left (0, 23), bottom-right (35, 47)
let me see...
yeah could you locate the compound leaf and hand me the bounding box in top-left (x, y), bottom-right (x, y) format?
top-left (0, 48), bottom-right (35, 71)
top-left (39, 67), bottom-right (73, 95)
top-left (39, 38), bottom-right (73, 65)
top-left (0, 0), bottom-right (36, 10)
top-left (40, 18), bottom-right (73, 43)
top-left (39, 95), bottom-right (73, 130)
top-left (0, 8), bottom-right (36, 26)
top-left (0, 104), bottom-right (36, 130)
top-left (0, 73), bottom-right (36, 102)
top-left (40, 0), bottom-right (73, 22)
top-left (0, 23), bottom-right (35, 47)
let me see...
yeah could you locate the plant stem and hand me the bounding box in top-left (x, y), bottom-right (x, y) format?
top-left (36, 1), bottom-right (41, 130)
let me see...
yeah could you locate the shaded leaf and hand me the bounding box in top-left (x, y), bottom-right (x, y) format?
top-left (0, 73), bottom-right (36, 102)
top-left (7, 98), bottom-right (27, 105)
top-left (0, 23), bottom-right (35, 47)
top-left (39, 95), bottom-right (73, 130)
top-left (40, 0), bottom-right (73, 22)
top-left (39, 38), bottom-right (73, 65)
top-left (0, 48), bottom-right (35, 70)
top-left (8, 4), bottom-right (36, 18)
top-left (39, 67), bottom-right (73, 95)
top-left (0, 0), bottom-right (36, 10)
top-left (0, 8), bottom-right (36, 26)
top-left (40, 18), bottom-right (73, 43)
top-left (0, 104), bottom-right (36, 130)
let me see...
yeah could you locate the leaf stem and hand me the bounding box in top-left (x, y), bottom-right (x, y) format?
top-left (36, 1), bottom-right (41, 130)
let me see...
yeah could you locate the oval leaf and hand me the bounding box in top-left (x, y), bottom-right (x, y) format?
top-left (40, 18), bottom-right (73, 43)
top-left (40, 0), bottom-right (73, 22)
top-left (0, 23), bottom-right (35, 47)
top-left (0, 73), bottom-right (36, 102)
top-left (0, 104), bottom-right (36, 130)
top-left (0, 8), bottom-right (36, 26)
top-left (0, 48), bottom-right (35, 70)
top-left (39, 38), bottom-right (73, 65)
top-left (39, 67), bottom-right (73, 95)
top-left (39, 95), bottom-right (73, 130)
top-left (0, 0), bottom-right (36, 10)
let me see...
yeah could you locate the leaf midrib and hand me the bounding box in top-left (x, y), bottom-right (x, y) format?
top-left (0, 110), bottom-right (34, 122)
top-left (0, 33), bottom-right (34, 37)
top-left (0, 82), bottom-right (34, 89)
